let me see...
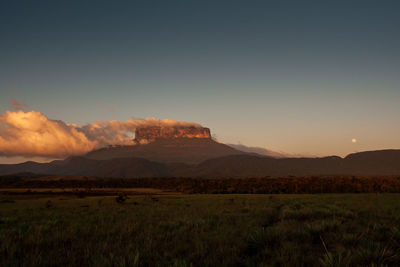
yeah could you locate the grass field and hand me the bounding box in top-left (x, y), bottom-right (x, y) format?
top-left (1, 193), bottom-right (400, 266)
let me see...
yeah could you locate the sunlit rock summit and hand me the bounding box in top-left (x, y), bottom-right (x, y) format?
top-left (134, 126), bottom-right (211, 144)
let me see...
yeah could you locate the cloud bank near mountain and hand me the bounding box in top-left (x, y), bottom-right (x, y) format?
top-left (0, 109), bottom-right (201, 158)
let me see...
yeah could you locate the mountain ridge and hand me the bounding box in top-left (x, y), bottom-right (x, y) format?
top-left (1, 148), bottom-right (400, 178)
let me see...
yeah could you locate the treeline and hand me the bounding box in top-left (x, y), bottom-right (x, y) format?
top-left (2, 175), bottom-right (400, 194)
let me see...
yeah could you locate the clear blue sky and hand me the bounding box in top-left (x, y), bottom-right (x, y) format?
top-left (1, 0), bottom-right (399, 159)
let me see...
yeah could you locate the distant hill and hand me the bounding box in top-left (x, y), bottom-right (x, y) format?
top-left (1, 149), bottom-right (400, 178)
top-left (343, 149), bottom-right (400, 176)
top-left (85, 138), bottom-right (245, 164)
top-left (189, 150), bottom-right (400, 177)
top-left (0, 156), bottom-right (169, 178)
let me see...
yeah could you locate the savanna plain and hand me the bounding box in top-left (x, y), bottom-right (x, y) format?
top-left (2, 192), bottom-right (400, 266)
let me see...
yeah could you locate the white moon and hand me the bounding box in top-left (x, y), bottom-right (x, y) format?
top-left (352, 138), bottom-right (357, 143)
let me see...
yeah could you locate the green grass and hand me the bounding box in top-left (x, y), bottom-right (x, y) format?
top-left (1, 194), bottom-right (400, 266)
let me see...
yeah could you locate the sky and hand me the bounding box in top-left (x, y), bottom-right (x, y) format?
top-left (1, 1), bottom-right (400, 163)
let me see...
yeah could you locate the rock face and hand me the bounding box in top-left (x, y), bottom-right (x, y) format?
top-left (134, 126), bottom-right (211, 143)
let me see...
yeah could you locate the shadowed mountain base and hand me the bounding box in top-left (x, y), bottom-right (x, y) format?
top-left (1, 146), bottom-right (400, 178)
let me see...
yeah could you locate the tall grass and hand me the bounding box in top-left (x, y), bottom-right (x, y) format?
top-left (1, 194), bottom-right (400, 266)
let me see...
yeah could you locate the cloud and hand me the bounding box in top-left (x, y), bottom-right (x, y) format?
top-left (97, 104), bottom-right (116, 113)
top-left (0, 110), bottom-right (97, 158)
top-left (10, 98), bottom-right (29, 111)
top-left (227, 144), bottom-right (314, 158)
top-left (0, 109), bottom-right (201, 158)
top-left (227, 144), bottom-right (289, 158)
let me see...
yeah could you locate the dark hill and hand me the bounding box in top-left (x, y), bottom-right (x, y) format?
top-left (179, 155), bottom-right (344, 177)
top-left (0, 157), bottom-right (169, 178)
top-left (344, 149), bottom-right (400, 176)
top-left (185, 150), bottom-right (400, 177)
top-left (1, 149), bottom-right (400, 178)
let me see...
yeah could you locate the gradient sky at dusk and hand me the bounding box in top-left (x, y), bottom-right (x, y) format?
top-left (1, 1), bottom-right (400, 162)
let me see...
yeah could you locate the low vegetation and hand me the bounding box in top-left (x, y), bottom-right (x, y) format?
top-left (1, 193), bottom-right (400, 266)
top-left (2, 175), bottom-right (400, 194)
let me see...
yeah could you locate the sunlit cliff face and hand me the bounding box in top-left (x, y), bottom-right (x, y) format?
top-left (134, 126), bottom-right (211, 143)
top-left (0, 110), bottom-right (204, 158)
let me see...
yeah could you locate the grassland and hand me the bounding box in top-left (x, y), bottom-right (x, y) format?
top-left (1, 193), bottom-right (400, 266)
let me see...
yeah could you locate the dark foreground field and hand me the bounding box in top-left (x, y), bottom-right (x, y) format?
top-left (1, 194), bottom-right (400, 266)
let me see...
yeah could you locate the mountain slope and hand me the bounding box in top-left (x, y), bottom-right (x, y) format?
top-left (85, 138), bottom-right (245, 164)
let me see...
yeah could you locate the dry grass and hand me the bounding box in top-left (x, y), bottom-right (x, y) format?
top-left (1, 193), bottom-right (400, 266)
